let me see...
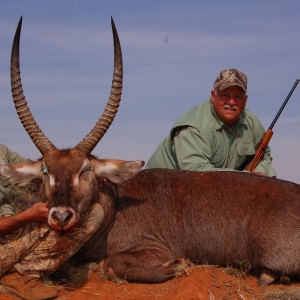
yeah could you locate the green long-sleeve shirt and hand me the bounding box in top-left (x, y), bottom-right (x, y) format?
top-left (0, 144), bottom-right (28, 216)
top-left (146, 99), bottom-right (276, 177)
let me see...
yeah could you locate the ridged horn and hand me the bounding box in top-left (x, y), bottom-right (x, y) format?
top-left (11, 16), bottom-right (57, 155)
top-left (74, 17), bottom-right (123, 154)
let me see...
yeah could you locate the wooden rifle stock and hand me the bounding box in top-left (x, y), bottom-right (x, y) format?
top-left (244, 130), bottom-right (273, 172)
top-left (242, 79), bottom-right (299, 172)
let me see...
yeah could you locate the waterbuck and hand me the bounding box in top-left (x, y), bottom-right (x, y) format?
top-left (1, 17), bottom-right (300, 286)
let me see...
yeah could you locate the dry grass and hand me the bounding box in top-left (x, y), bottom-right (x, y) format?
top-left (224, 259), bottom-right (252, 279)
top-left (174, 258), bottom-right (194, 277)
top-left (265, 288), bottom-right (300, 300)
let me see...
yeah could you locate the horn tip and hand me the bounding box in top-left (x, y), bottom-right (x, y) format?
top-left (111, 16), bottom-right (116, 30)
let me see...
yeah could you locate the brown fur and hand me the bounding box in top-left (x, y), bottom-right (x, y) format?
top-left (76, 168), bottom-right (300, 283)
top-left (3, 153), bottom-right (300, 284)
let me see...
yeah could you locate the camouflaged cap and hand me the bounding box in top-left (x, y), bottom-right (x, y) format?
top-left (213, 69), bottom-right (247, 93)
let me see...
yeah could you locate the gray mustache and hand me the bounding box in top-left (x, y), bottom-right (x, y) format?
top-left (223, 105), bottom-right (238, 111)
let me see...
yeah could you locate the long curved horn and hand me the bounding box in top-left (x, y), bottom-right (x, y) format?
top-left (11, 16), bottom-right (56, 155)
top-left (74, 17), bottom-right (123, 154)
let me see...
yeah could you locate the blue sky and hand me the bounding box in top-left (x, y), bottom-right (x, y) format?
top-left (0, 1), bottom-right (300, 183)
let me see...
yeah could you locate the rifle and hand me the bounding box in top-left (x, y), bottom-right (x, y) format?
top-left (240, 79), bottom-right (299, 172)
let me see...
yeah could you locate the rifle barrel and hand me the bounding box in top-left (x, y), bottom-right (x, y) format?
top-left (239, 78), bottom-right (299, 172)
top-left (268, 79), bottom-right (299, 130)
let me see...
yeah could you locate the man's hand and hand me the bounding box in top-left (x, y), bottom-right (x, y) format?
top-left (24, 202), bottom-right (49, 223)
top-left (0, 202), bottom-right (49, 236)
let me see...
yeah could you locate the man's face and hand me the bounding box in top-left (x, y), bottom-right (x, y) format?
top-left (210, 86), bottom-right (248, 128)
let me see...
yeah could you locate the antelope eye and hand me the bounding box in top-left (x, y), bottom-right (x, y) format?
top-left (80, 166), bottom-right (91, 175)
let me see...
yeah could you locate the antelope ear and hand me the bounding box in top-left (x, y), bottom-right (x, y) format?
top-left (0, 161), bottom-right (43, 187)
top-left (92, 159), bottom-right (144, 184)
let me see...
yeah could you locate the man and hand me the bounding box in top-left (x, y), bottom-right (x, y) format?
top-left (0, 144), bottom-right (103, 300)
top-left (146, 69), bottom-right (276, 176)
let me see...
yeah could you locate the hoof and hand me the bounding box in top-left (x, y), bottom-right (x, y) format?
top-left (258, 270), bottom-right (276, 286)
top-left (279, 275), bottom-right (291, 284)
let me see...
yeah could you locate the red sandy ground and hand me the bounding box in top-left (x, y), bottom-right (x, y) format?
top-left (1, 264), bottom-right (300, 300)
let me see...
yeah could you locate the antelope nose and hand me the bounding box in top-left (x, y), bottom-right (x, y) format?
top-left (52, 209), bottom-right (73, 227)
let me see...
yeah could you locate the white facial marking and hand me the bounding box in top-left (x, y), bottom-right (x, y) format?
top-left (101, 162), bottom-right (118, 174)
top-left (73, 159), bottom-right (90, 187)
top-left (19, 165), bottom-right (40, 175)
top-left (49, 174), bottom-right (56, 186)
top-left (73, 175), bottom-right (79, 186)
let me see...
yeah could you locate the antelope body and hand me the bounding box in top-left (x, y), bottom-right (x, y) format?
top-left (1, 17), bottom-right (300, 286)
